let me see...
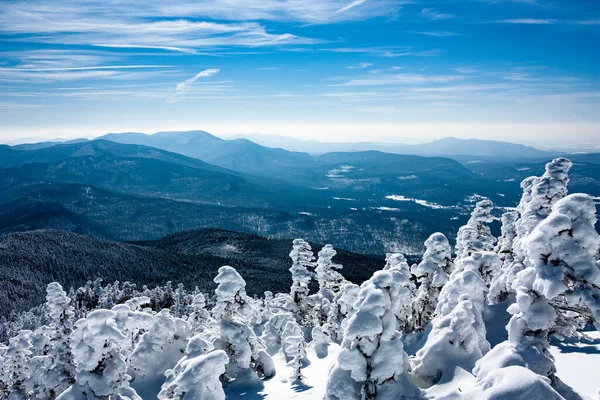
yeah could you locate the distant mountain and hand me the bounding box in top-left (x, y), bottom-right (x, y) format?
top-left (0, 229), bottom-right (384, 317)
top-left (402, 137), bottom-right (559, 159)
top-left (231, 133), bottom-right (559, 159)
top-left (0, 140), bottom-right (330, 212)
top-left (97, 131), bottom-right (503, 206)
top-left (100, 130), bottom-right (314, 175)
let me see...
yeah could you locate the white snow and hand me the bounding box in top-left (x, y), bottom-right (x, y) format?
top-left (225, 342), bottom-right (341, 399)
top-left (550, 331), bottom-right (600, 400)
top-left (385, 195), bottom-right (450, 209)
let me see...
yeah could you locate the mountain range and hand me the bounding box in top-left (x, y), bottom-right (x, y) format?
top-left (1, 131), bottom-right (598, 257)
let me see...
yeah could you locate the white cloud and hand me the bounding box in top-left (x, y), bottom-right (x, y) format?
top-left (347, 62), bottom-right (373, 69)
top-left (421, 8), bottom-right (454, 21)
top-left (408, 31), bottom-right (460, 37)
top-left (330, 73), bottom-right (464, 87)
top-left (176, 69), bottom-right (220, 91)
top-left (496, 18), bottom-right (557, 24)
top-left (337, 0), bottom-right (368, 14)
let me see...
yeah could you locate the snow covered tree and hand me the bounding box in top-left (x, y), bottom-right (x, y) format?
top-left (382, 253), bottom-right (416, 333)
top-left (435, 252), bottom-right (500, 318)
top-left (476, 193), bottom-right (600, 394)
top-left (312, 325), bottom-right (330, 358)
top-left (516, 157), bottom-right (572, 240)
top-left (129, 309), bottom-right (191, 389)
top-left (327, 282), bottom-right (359, 343)
top-left (0, 330), bottom-right (33, 399)
top-left (455, 199), bottom-right (496, 260)
top-left (261, 312), bottom-right (296, 355)
top-left (212, 266), bottom-right (275, 380)
top-left (187, 293), bottom-right (215, 333)
top-left (325, 270), bottom-right (424, 400)
top-left (411, 233), bottom-right (452, 330)
top-left (25, 282), bottom-right (78, 398)
top-left (411, 299), bottom-right (490, 388)
top-left (58, 309), bottom-right (140, 399)
top-left (158, 334), bottom-right (228, 400)
top-left (314, 244), bottom-right (345, 326)
top-left (281, 320), bottom-right (307, 381)
top-left (488, 211), bottom-right (520, 304)
top-left (289, 239), bottom-right (315, 326)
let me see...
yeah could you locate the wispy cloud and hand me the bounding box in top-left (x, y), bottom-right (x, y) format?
top-left (337, 0), bottom-right (368, 14)
top-left (347, 62), bottom-right (373, 69)
top-left (496, 18), bottom-right (557, 24)
top-left (408, 31), bottom-right (461, 37)
top-left (454, 67), bottom-right (478, 74)
top-left (421, 8), bottom-right (454, 21)
top-left (176, 69), bottom-right (221, 91)
top-left (329, 73), bottom-right (464, 87)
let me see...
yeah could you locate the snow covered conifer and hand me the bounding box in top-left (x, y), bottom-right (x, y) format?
top-left (325, 270), bottom-right (423, 400)
top-left (382, 252), bottom-right (416, 333)
top-left (435, 252), bottom-right (500, 318)
top-left (411, 299), bottom-right (490, 388)
top-left (37, 282), bottom-right (76, 397)
top-left (212, 266), bottom-right (275, 380)
top-left (411, 233), bottom-right (452, 330)
top-left (281, 320), bottom-right (307, 380)
top-left (455, 199), bottom-right (496, 260)
top-left (314, 244), bottom-right (345, 326)
top-left (488, 211), bottom-right (520, 304)
top-left (58, 309), bottom-right (140, 399)
top-left (327, 282), bottom-right (359, 343)
top-left (0, 330), bottom-right (33, 399)
top-left (129, 309), bottom-right (191, 388)
top-left (516, 157), bottom-right (572, 239)
top-left (476, 193), bottom-right (600, 393)
top-left (158, 334), bottom-right (228, 400)
top-left (187, 293), bottom-right (215, 333)
top-left (289, 239), bottom-right (315, 326)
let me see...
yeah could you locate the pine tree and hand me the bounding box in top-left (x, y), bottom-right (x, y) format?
top-left (289, 239), bottom-right (315, 326)
top-left (325, 270), bottom-right (424, 400)
top-left (411, 233), bottom-right (452, 330)
top-left (212, 266), bottom-right (275, 380)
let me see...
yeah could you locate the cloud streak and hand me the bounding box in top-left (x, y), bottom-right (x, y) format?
top-left (176, 69), bottom-right (221, 91)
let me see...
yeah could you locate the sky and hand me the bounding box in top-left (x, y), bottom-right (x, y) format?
top-left (0, 0), bottom-right (599, 145)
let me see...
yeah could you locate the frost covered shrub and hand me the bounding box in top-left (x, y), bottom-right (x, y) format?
top-left (129, 309), bottom-right (191, 388)
top-left (411, 299), bottom-right (489, 388)
top-left (289, 239), bottom-right (315, 326)
top-left (58, 309), bottom-right (140, 399)
top-left (158, 335), bottom-right (228, 400)
top-left (455, 200), bottom-right (496, 260)
top-left (261, 311), bottom-right (296, 355)
top-left (411, 233), bottom-right (452, 330)
top-left (212, 266), bottom-right (275, 380)
top-left (325, 270), bottom-right (423, 400)
top-left (464, 365), bottom-right (564, 400)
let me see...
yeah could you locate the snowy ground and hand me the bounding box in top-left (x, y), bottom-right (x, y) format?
top-left (221, 332), bottom-right (599, 400)
top-left (551, 330), bottom-right (600, 400)
top-left (226, 343), bottom-right (341, 399)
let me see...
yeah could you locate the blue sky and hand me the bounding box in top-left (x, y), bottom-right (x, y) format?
top-left (0, 0), bottom-right (599, 145)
